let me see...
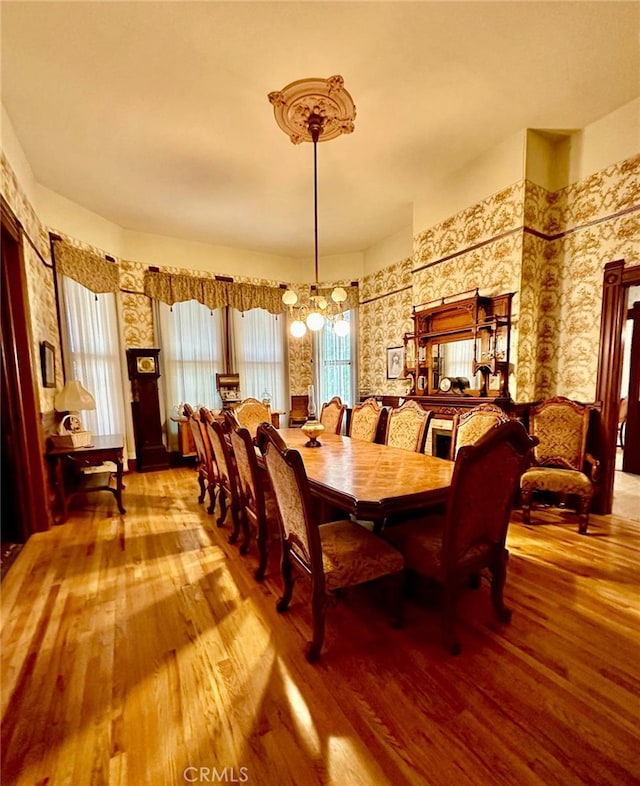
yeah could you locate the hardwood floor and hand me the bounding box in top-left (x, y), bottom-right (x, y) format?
top-left (2, 467), bottom-right (639, 786)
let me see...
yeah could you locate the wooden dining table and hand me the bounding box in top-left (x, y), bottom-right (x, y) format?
top-left (275, 427), bottom-right (454, 528)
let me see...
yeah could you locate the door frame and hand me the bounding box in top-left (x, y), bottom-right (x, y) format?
top-left (595, 259), bottom-right (640, 513)
top-left (1, 196), bottom-right (53, 536)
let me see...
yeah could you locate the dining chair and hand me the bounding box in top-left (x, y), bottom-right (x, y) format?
top-left (348, 397), bottom-right (383, 442)
top-left (229, 425), bottom-right (280, 580)
top-left (184, 404), bottom-right (216, 514)
top-left (289, 395), bottom-right (309, 428)
top-left (449, 403), bottom-right (510, 459)
top-left (520, 396), bottom-right (599, 534)
top-left (201, 409), bottom-right (241, 541)
top-left (383, 420), bottom-right (537, 654)
top-left (384, 400), bottom-right (432, 452)
top-left (233, 397), bottom-right (272, 438)
top-left (258, 422), bottom-right (405, 662)
top-left (319, 396), bottom-right (346, 434)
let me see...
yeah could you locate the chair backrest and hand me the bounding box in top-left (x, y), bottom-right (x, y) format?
top-left (260, 424), bottom-right (324, 582)
top-left (349, 397), bottom-right (382, 442)
top-left (529, 396), bottom-right (591, 471)
top-left (186, 406), bottom-right (210, 469)
top-left (319, 396), bottom-right (346, 434)
top-left (450, 403), bottom-right (510, 460)
top-left (443, 420), bottom-right (538, 571)
top-left (289, 395), bottom-right (309, 425)
top-left (230, 425), bottom-right (265, 521)
top-left (385, 400), bottom-right (432, 452)
top-left (202, 413), bottom-right (234, 490)
top-left (234, 397), bottom-right (272, 438)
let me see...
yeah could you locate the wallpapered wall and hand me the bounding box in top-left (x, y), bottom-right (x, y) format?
top-left (359, 154), bottom-right (639, 404)
top-left (2, 148), bottom-right (638, 417)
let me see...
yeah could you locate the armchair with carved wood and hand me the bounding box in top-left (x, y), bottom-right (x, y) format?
top-left (384, 400), bottom-right (432, 453)
top-left (258, 422), bottom-right (404, 662)
top-left (201, 409), bottom-right (242, 541)
top-left (184, 404), bottom-right (217, 514)
top-left (384, 420), bottom-right (537, 654)
top-left (348, 397), bottom-right (383, 442)
top-left (229, 425), bottom-right (280, 580)
top-left (233, 397), bottom-right (272, 439)
top-left (319, 396), bottom-right (346, 435)
top-left (520, 396), bottom-right (600, 534)
top-left (449, 403), bottom-right (510, 460)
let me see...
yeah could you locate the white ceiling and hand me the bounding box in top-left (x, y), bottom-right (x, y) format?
top-left (1, 2), bottom-right (639, 259)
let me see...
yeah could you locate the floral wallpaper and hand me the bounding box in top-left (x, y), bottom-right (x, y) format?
top-left (2, 145), bottom-right (638, 420)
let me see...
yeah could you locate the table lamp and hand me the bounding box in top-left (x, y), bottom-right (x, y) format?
top-left (52, 380), bottom-right (96, 448)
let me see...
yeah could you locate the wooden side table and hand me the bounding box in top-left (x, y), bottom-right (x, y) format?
top-left (47, 434), bottom-right (126, 523)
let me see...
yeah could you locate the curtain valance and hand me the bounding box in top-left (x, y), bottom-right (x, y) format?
top-left (143, 270), bottom-right (288, 315)
top-left (53, 239), bottom-right (120, 293)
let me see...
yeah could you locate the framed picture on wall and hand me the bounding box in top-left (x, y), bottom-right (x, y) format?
top-left (386, 346), bottom-right (404, 379)
top-left (40, 341), bottom-right (56, 388)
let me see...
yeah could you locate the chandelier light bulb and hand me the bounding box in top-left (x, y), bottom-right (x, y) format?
top-left (334, 317), bottom-right (350, 337)
top-left (290, 319), bottom-right (307, 338)
top-left (282, 289), bottom-right (298, 306)
top-left (316, 296), bottom-right (328, 310)
top-left (306, 310), bottom-right (325, 331)
top-left (331, 287), bottom-right (347, 304)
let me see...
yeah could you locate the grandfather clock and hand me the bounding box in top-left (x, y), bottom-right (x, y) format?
top-left (126, 348), bottom-right (170, 472)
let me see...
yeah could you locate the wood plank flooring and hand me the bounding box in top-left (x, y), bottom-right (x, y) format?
top-left (2, 467), bottom-right (639, 786)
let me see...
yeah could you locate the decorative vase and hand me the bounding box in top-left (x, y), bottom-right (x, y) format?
top-left (301, 419), bottom-right (325, 448)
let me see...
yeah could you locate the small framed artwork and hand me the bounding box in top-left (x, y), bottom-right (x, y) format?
top-left (40, 341), bottom-right (56, 388)
top-left (386, 346), bottom-right (404, 379)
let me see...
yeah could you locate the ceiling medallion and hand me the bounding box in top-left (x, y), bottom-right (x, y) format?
top-left (268, 75), bottom-right (356, 144)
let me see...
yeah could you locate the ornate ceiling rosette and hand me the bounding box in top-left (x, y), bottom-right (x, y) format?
top-left (268, 75), bottom-right (356, 144)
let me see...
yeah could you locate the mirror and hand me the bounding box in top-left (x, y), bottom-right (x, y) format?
top-left (432, 339), bottom-right (481, 390)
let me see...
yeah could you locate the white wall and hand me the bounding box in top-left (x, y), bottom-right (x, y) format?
top-left (413, 129), bottom-right (528, 233)
top-left (363, 225), bottom-right (413, 276)
top-left (568, 97), bottom-right (640, 184)
top-left (1, 106), bottom-right (38, 207)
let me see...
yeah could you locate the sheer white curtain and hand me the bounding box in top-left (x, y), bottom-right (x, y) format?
top-left (155, 300), bottom-right (224, 447)
top-left (313, 310), bottom-right (357, 409)
top-left (230, 308), bottom-right (287, 412)
top-left (59, 276), bottom-right (128, 442)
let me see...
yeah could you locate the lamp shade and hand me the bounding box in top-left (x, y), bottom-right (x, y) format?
top-left (55, 380), bottom-right (96, 412)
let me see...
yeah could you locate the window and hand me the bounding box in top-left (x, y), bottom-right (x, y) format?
top-left (156, 299), bottom-right (225, 411)
top-left (59, 276), bottom-right (127, 438)
top-left (231, 308), bottom-right (287, 411)
top-left (313, 310), bottom-right (357, 408)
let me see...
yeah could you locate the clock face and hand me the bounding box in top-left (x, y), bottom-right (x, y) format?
top-left (439, 377), bottom-right (452, 392)
top-left (136, 356), bottom-right (156, 374)
top-left (61, 414), bottom-right (82, 433)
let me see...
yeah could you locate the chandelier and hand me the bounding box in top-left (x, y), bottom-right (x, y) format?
top-left (268, 76), bottom-right (356, 338)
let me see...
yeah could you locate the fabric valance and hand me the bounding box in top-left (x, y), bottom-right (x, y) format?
top-left (53, 239), bottom-right (120, 293)
top-left (143, 270), bottom-right (288, 315)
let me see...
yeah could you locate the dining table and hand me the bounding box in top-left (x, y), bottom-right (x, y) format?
top-left (274, 427), bottom-right (454, 529)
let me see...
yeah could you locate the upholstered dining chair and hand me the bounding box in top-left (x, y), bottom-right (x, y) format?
top-left (229, 425), bottom-right (280, 580)
top-left (384, 400), bottom-right (432, 452)
top-left (449, 403), bottom-right (510, 459)
top-left (258, 422), bottom-right (404, 662)
top-left (184, 404), bottom-right (216, 514)
top-left (520, 396), bottom-right (599, 534)
top-left (319, 396), bottom-right (346, 435)
top-left (201, 409), bottom-right (241, 541)
top-left (348, 397), bottom-right (383, 442)
top-left (384, 420), bottom-right (537, 655)
top-left (233, 397), bottom-right (272, 439)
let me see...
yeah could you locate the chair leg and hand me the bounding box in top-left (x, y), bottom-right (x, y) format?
top-left (307, 581), bottom-right (327, 662)
top-left (490, 552), bottom-right (512, 624)
top-left (254, 523), bottom-right (268, 581)
top-left (578, 496), bottom-right (591, 535)
top-left (216, 487), bottom-right (228, 528)
top-left (238, 510), bottom-right (252, 555)
top-left (206, 481), bottom-right (216, 515)
top-left (276, 543), bottom-right (295, 613)
top-left (521, 488), bottom-right (532, 525)
top-left (197, 470), bottom-right (206, 504)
